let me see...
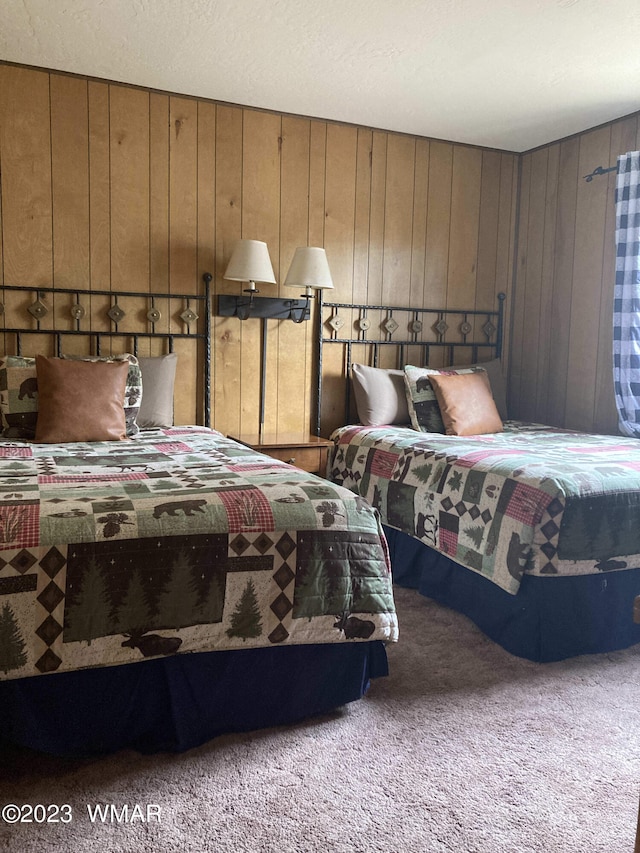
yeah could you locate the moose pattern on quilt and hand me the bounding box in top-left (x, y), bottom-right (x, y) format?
top-left (328, 422), bottom-right (640, 595)
top-left (0, 428), bottom-right (397, 681)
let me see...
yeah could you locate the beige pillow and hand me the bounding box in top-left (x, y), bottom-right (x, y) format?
top-left (137, 353), bottom-right (178, 428)
top-left (35, 356), bottom-right (129, 443)
top-left (427, 371), bottom-right (504, 436)
top-left (351, 363), bottom-right (410, 425)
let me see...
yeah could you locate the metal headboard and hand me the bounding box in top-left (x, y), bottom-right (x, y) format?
top-left (316, 292), bottom-right (506, 435)
top-left (0, 276), bottom-right (212, 425)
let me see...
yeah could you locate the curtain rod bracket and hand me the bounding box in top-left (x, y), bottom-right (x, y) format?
top-left (584, 164), bottom-right (617, 182)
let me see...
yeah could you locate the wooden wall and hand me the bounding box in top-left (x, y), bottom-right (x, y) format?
top-left (511, 113), bottom-right (640, 434)
top-left (0, 63), bottom-right (518, 436)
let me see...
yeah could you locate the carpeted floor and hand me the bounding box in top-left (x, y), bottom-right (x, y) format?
top-left (1, 585), bottom-right (639, 853)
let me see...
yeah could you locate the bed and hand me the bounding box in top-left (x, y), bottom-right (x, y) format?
top-left (0, 281), bottom-right (397, 756)
top-left (318, 293), bottom-right (640, 662)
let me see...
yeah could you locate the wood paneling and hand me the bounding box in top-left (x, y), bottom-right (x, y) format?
top-left (448, 146), bottom-right (482, 311)
top-left (381, 134), bottom-right (415, 308)
top-left (50, 74), bottom-right (90, 291)
top-left (109, 86), bottom-right (149, 293)
top-left (88, 81), bottom-right (112, 295)
top-left (425, 142), bottom-right (453, 311)
top-left (149, 92), bottom-right (170, 297)
top-left (513, 114), bottom-right (640, 433)
top-left (213, 104), bottom-right (243, 435)
top-left (279, 115), bottom-right (312, 434)
top-left (0, 62), bottom-right (518, 435)
top-left (409, 139), bottom-right (430, 310)
top-left (0, 66), bottom-right (53, 287)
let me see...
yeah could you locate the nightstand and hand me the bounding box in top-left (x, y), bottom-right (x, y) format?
top-left (228, 432), bottom-right (334, 476)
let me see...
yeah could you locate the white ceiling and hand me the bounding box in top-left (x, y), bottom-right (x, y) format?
top-left (2, 0), bottom-right (640, 152)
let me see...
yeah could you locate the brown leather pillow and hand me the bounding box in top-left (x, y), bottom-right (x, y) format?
top-left (428, 370), bottom-right (504, 436)
top-left (35, 356), bottom-right (129, 443)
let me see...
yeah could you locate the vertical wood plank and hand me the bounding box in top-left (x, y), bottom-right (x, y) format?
top-left (424, 141), bottom-right (452, 313)
top-left (213, 105), bottom-right (243, 436)
top-left (88, 81), bottom-right (111, 295)
top-left (546, 137), bottom-right (579, 427)
top-left (215, 106), bottom-right (243, 293)
top-left (240, 109), bottom-right (281, 435)
top-left (353, 128), bottom-right (373, 307)
top-left (321, 124), bottom-right (357, 433)
top-left (447, 146), bottom-right (482, 311)
top-left (109, 85), bottom-right (149, 292)
top-left (367, 130), bottom-right (387, 307)
top-left (279, 115), bottom-right (311, 433)
top-left (410, 138), bottom-right (430, 311)
top-left (476, 151), bottom-right (501, 310)
top-left (324, 124), bottom-right (357, 303)
top-left (149, 93), bottom-right (170, 294)
top-left (496, 154), bottom-right (518, 383)
top-left (197, 101), bottom-right (216, 427)
top-left (564, 126), bottom-right (611, 431)
top-left (472, 150), bottom-right (501, 360)
top-left (509, 153), bottom-right (531, 418)
top-left (534, 144), bottom-right (559, 422)
top-left (197, 102), bottom-right (216, 284)
top-left (518, 147), bottom-right (547, 422)
top-left (381, 134), bottom-right (415, 308)
top-left (308, 121), bottom-right (331, 431)
top-left (169, 96), bottom-right (198, 296)
top-left (0, 66), bottom-right (53, 287)
top-left (308, 121), bottom-right (327, 248)
top-left (50, 74), bottom-right (90, 291)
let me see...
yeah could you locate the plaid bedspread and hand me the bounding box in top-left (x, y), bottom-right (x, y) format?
top-left (0, 427), bottom-right (397, 681)
top-left (328, 422), bottom-right (640, 594)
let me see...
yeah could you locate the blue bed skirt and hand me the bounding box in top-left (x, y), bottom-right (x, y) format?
top-left (0, 641), bottom-right (388, 757)
top-left (384, 525), bottom-right (640, 662)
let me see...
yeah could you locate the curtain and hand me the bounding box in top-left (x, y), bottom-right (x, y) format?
top-left (613, 151), bottom-right (640, 438)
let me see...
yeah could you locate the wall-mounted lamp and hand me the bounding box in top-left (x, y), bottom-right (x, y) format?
top-left (223, 239), bottom-right (276, 320)
top-left (284, 247), bottom-right (334, 323)
top-left (215, 245), bottom-right (333, 441)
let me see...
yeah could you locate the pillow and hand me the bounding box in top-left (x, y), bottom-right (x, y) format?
top-left (351, 363), bottom-right (410, 426)
top-left (403, 364), bottom-right (483, 433)
top-left (35, 356), bottom-right (129, 443)
top-left (449, 358), bottom-right (508, 420)
top-left (62, 353), bottom-right (142, 437)
top-left (427, 371), bottom-right (504, 436)
top-left (137, 353), bottom-right (178, 428)
top-left (0, 355), bottom-right (39, 438)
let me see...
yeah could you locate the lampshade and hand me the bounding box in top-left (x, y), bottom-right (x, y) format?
top-left (284, 247), bottom-right (334, 295)
top-left (224, 239), bottom-right (276, 289)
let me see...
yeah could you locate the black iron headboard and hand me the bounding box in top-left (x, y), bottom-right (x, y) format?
top-left (0, 276), bottom-right (212, 425)
top-left (316, 293), bottom-right (506, 435)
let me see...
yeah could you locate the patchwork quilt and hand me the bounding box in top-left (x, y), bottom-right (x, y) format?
top-left (328, 422), bottom-right (640, 595)
top-left (0, 427), bottom-right (397, 681)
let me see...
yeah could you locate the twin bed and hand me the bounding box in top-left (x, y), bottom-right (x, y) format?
top-left (328, 421), bottom-right (640, 662)
top-left (319, 293), bottom-right (640, 664)
top-left (0, 282), bottom-right (397, 756)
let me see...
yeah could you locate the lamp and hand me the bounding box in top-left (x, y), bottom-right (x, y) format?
top-left (223, 239), bottom-right (276, 320)
top-left (284, 247), bottom-right (334, 323)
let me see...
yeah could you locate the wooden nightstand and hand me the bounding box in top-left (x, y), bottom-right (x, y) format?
top-left (227, 432), bottom-right (334, 476)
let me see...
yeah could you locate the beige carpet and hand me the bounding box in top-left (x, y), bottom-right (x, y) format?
top-left (1, 586), bottom-right (639, 853)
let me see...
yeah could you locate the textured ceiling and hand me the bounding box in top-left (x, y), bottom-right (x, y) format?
top-left (2, 0), bottom-right (640, 152)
